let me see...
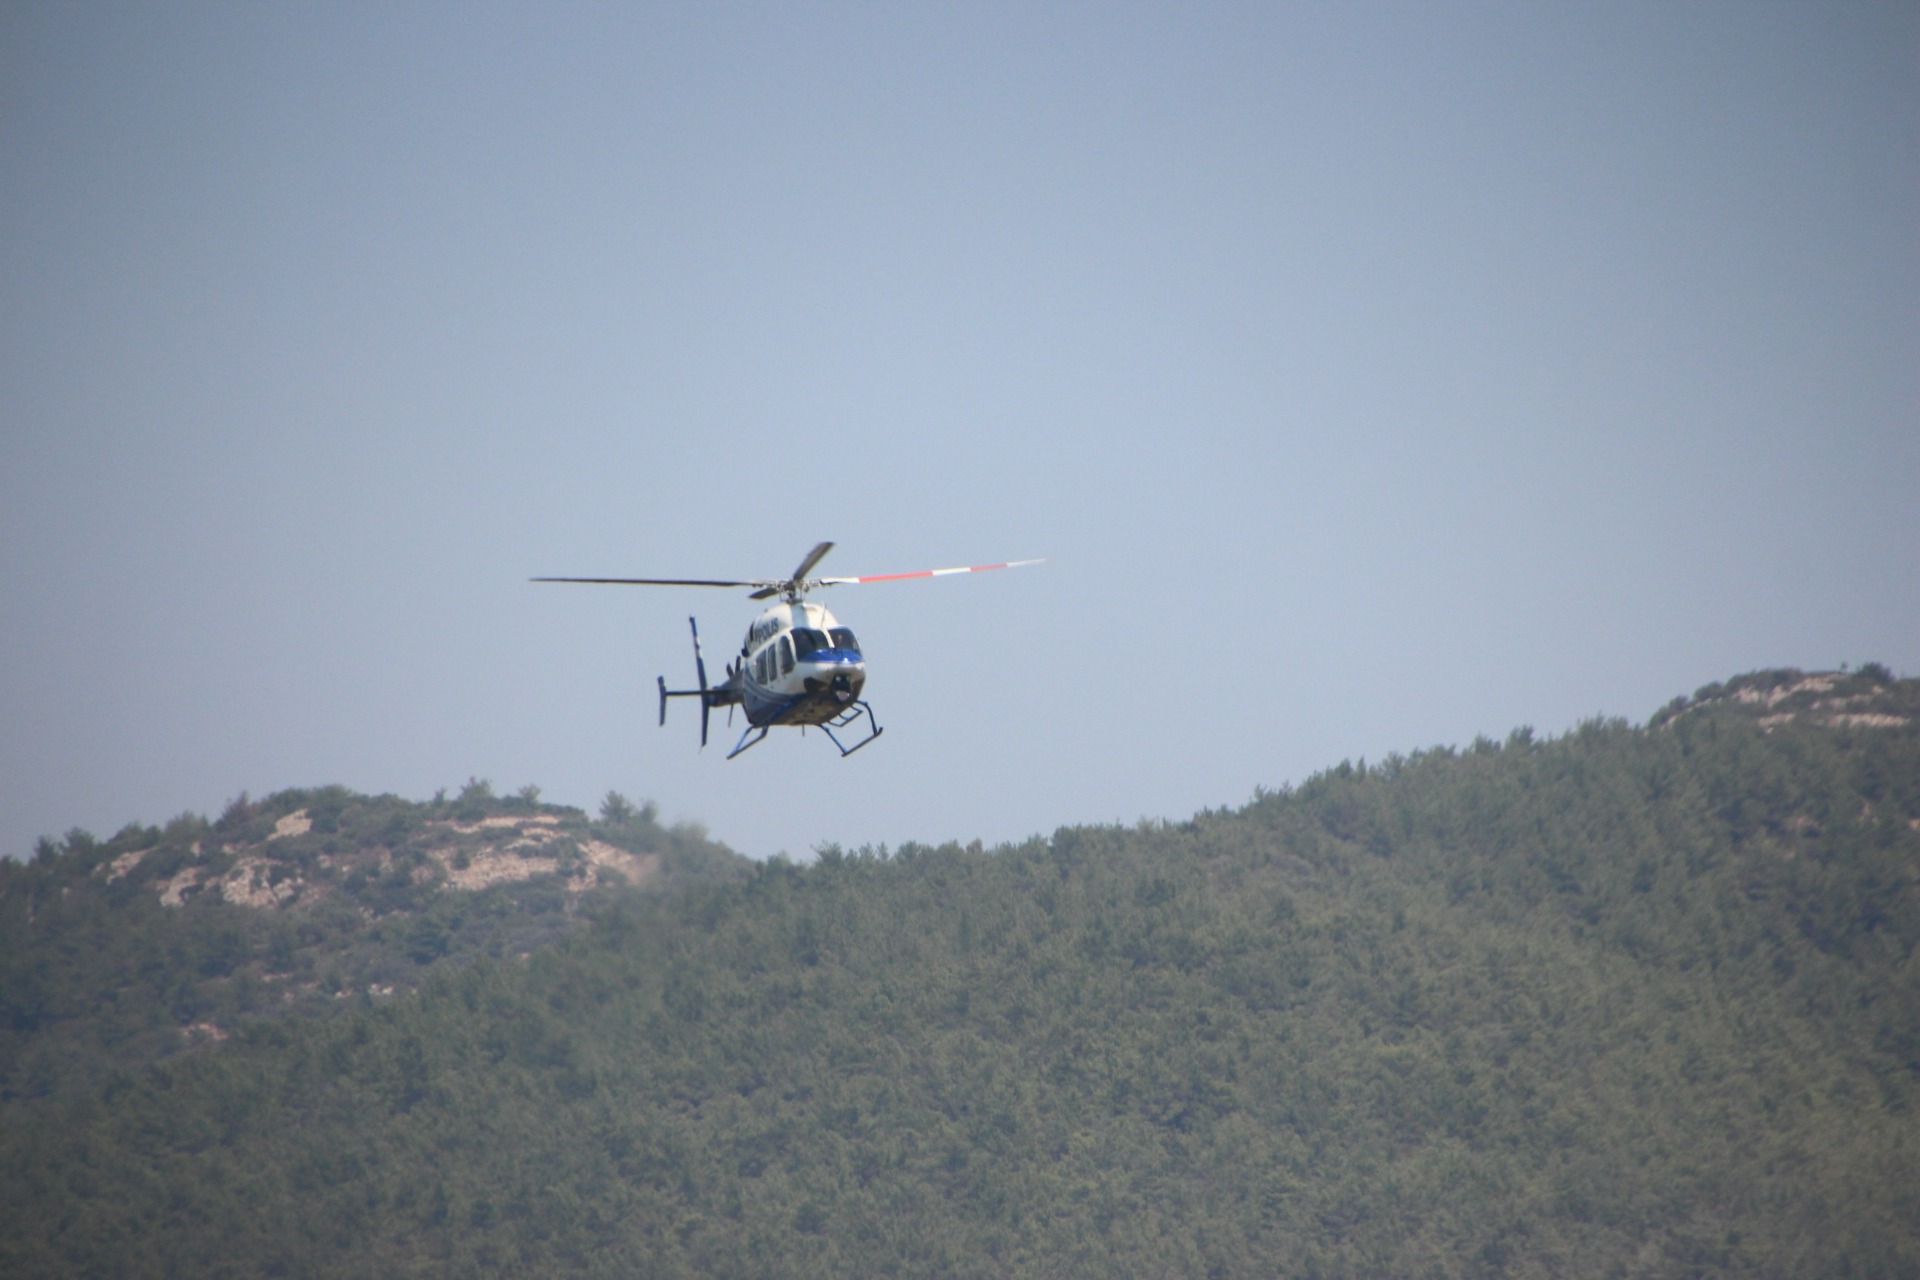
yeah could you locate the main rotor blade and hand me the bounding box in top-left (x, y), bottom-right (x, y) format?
top-left (534, 549), bottom-right (1040, 597)
top-left (789, 541), bottom-right (834, 583)
top-left (531, 577), bottom-right (767, 589)
top-left (816, 558), bottom-right (1045, 586)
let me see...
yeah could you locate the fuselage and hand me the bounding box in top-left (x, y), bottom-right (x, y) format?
top-left (736, 600), bottom-right (867, 727)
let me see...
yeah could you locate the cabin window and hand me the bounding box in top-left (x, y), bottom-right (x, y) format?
top-left (829, 627), bottom-right (859, 653)
top-left (779, 636), bottom-right (793, 674)
top-left (755, 649), bottom-right (768, 682)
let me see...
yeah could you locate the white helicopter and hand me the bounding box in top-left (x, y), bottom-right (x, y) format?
top-left (535, 542), bottom-right (1041, 759)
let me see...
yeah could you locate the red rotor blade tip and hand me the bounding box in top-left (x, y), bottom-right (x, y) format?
top-left (820, 558), bottom-right (1043, 585)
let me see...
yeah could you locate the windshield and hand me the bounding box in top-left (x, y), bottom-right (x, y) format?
top-left (791, 628), bottom-right (829, 658)
top-left (829, 627), bottom-right (860, 653)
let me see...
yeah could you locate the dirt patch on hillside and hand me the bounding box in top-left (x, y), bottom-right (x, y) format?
top-left (1826, 713), bottom-right (1909, 729)
top-left (1734, 675), bottom-right (1835, 708)
top-left (425, 835), bottom-right (657, 892)
top-left (144, 810), bottom-right (657, 908)
top-left (216, 856), bottom-right (303, 908)
top-left (103, 847), bottom-right (152, 882)
top-left (159, 865), bottom-right (206, 907)
top-left (432, 846), bottom-right (564, 890)
top-left (271, 810), bottom-right (312, 839)
top-left (450, 814), bottom-right (561, 832)
top-left (579, 838), bottom-right (658, 887)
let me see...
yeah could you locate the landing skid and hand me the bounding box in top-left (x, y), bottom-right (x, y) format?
top-left (819, 700), bottom-right (884, 757)
top-left (727, 701), bottom-right (884, 759)
top-left (726, 724), bottom-right (770, 760)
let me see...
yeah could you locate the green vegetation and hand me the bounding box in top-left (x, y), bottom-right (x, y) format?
top-left (0, 783), bottom-right (748, 1109)
top-left (1, 669), bottom-right (1914, 1277)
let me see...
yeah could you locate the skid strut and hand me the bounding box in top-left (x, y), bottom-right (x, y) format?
top-left (727, 724), bottom-right (770, 760)
top-left (819, 700), bottom-right (884, 757)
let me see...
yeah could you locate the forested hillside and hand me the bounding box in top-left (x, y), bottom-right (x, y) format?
top-left (0, 782), bottom-right (748, 1108)
top-left (2, 668), bottom-right (1915, 1278)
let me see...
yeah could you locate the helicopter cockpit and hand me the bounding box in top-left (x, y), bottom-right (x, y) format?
top-left (791, 626), bottom-right (860, 658)
top-left (742, 622), bottom-right (862, 688)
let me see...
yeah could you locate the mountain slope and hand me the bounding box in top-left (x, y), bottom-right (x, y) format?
top-left (0, 669), bottom-right (1914, 1278)
top-left (0, 782), bottom-right (749, 1107)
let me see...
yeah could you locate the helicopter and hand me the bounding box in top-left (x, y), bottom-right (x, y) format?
top-left (534, 542), bottom-right (1041, 760)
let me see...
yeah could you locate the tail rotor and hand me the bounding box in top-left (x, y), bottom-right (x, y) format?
top-left (656, 616), bottom-right (715, 748)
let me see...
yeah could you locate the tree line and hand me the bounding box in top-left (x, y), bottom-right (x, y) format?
top-left (0, 669), bottom-right (1914, 1277)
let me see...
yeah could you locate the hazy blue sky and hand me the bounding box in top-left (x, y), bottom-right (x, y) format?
top-left (4, 2), bottom-right (1915, 861)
